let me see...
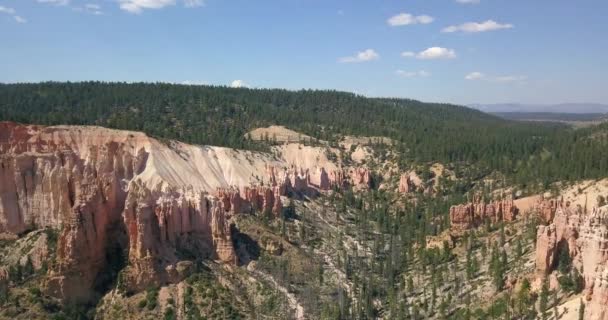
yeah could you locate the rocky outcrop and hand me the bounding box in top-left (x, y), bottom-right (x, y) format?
top-left (534, 196), bottom-right (563, 224)
top-left (449, 196), bottom-right (518, 230)
top-left (314, 167), bottom-right (330, 190)
top-left (399, 173), bottom-right (412, 194)
top-left (0, 122), bottom-right (379, 306)
top-left (534, 203), bottom-right (608, 319)
top-left (243, 186), bottom-right (283, 216)
top-left (589, 267), bottom-right (608, 319)
top-left (350, 168), bottom-right (372, 189)
top-left (329, 169), bottom-right (348, 189)
top-left (0, 122), bottom-right (238, 303)
top-left (289, 167), bottom-right (310, 193)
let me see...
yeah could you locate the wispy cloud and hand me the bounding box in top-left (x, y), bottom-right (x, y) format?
top-left (494, 75), bottom-right (527, 83)
top-left (0, 6), bottom-right (15, 14)
top-left (230, 80), bottom-right (249, 88)
top-left (184, 0), bottom-right (204, 8)
top-left (119, 0), bottom-right (175, 13)
top-left (0, 6), bottom-right (27, 23)
top-left (339, 49), bottom-right (379, 63)
top-left (118, 0), bottom-right (203, 13)
top-left (442, 20), bottom-right (513, 33)
top-left (396, 70), bottom-right (431, 78)
top-left (37, 0), bottom-right (70, 5)
top-left (402, 47), bottom-right (456, 60)
top-left (181, 80), bottom-right (208, 85)
top-left (465, 72), bottom-right (526, 83)
top-left (465, 72), bottom-right (485, 80)
top-left (456, 0), bottom-right (480, 4)
top-left (14, 16), bottom-right (27, 23)
top-left (387, 13), bottom-right (434, 26)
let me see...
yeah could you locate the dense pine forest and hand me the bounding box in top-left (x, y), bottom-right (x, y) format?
top-left (1, 82), bottom-right (607, 185)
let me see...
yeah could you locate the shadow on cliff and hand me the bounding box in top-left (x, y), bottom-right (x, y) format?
top-left (92, 219), bottom-right (129, 297)
top-left (552, 239), bottom-right (572, 273)
top-left (232, 225), bottom-right (260, 266)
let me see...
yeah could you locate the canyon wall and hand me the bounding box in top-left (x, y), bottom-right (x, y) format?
top-left (534, 200), bottom-right (608, 319)
top-left (449, 196), bottom-right (518, 230)
top-left (0, 122), bottom-right (376, 303)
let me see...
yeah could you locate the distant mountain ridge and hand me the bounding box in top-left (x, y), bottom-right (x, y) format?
top-left (492, 112), bottom-right (608, 122)
top-left (472, 103), bottom-right (608, 114)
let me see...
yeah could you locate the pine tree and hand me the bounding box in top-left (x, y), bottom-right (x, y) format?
top-left (540, 277), bottom-right (549, 319)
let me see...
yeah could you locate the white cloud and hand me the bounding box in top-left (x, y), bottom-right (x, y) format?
top-left (78, 3), bottom-right (103, 15)
top-left (466, 72), bottom-right (526, 83)
top-left (119, 0), bottom-right (175, 13)
top-left (456, 0), bottom-right (480, 4)
top-left (184, 0), bottom-right (204, 8)
top-left (118, 0), bottom-right (203, 13)
top-left (0, 6), bottom-right (26, 23)
top-left (181, 80), bottom-right (207, 85)
top-left (230, 80), bottom-right (248, 88)
top-left (465, 72), bottom-right (485, 80)
top-left (0, 6), bottom-right (15, 14)
top-left (494, 75), bottom-right (527, 83)
top-left (405, 47), bottom-right (456, 60)
top-left (396, 70), bottom-right (431, 78)
top-left (339, 49), bottom-right (379, 63)
top-left (388, 13), bottom-right (434, 26)
top-left (442, 20), bottom-right (513, 33)
top-left (37, 0), bottom-right (70, 5)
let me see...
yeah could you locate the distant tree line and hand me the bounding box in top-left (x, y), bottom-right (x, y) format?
top-left (1, 82), bottom-right (606, 184)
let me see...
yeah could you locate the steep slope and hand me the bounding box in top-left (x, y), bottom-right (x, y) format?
top-left (0, 121), bottom-right (380, 311)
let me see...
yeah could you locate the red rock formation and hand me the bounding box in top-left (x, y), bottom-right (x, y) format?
top-left (350, 168), bottom-right (372, 189)
top-left (449, 196), bottom-right (518, 230)
top-left (589, 267), bottom-right (608, 319)
top-left (534, 204), bottom-right (608, 319)
top-left (399, 173), bottom-right (412, 194)
top-left (329, 169), bottom-right (347, 189)
top-left (217, 188), bottom-right (245, 214)
top-left (290, 167), bottom-right (310, 192)
top-left (314, 167), bottom-right (331, 190)
top-left (534, 196), bottom-right (563, 224)
top-left (242, 185), bottom-right (282, 216)
top-left (266, 165), bottom-right (278, 187)
top-left (0, 122), bottom-right (238, 303)
top-left (272, 187), bottom-right (283, 217)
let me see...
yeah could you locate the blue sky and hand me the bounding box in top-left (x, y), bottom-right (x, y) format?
top-left (1, 0), bottom-right (607, 105)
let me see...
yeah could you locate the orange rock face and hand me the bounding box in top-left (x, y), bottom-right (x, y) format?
top-left (0, 122), bottom-right (238, 303)
top-left (449, 196), bottom-right (518, 230)
top-left (534, 197), bottom-right (562, 224)
top-left (329, 169), bottom-right (347, 189)
top-left (398, 173), bottom-right (411, 194)
top-left (242, 185), bottom-right (283, 216)
top-left (350, 167), bottom-right (372, 189)
top-left (534, 203), bottom-right (608, 319)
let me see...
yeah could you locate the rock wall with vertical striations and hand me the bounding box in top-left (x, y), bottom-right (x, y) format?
top-left (449, 196), bottom-right (518, 231)
top-left (0, 121), bottom-right (381, 305)
top-left (533, 201), bottom-right (608, 320)
top-left (0, 122), bottom-right (241, 303)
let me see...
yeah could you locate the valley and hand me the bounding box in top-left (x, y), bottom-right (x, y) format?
top-left (0, 84), bottom-right (607, 319)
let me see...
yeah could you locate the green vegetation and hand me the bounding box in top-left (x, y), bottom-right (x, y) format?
top-left (2, 82), bottom-right (608, 186)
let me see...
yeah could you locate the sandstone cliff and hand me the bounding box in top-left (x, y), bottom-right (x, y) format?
top-left (0, 122), bottom-right (373, 304)
top-left (449, 196), bottom-right (518, 230)
top-left (534, 202), bottom-right (608, 319)
top-left (0, 122), bottom-right (243, 302)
